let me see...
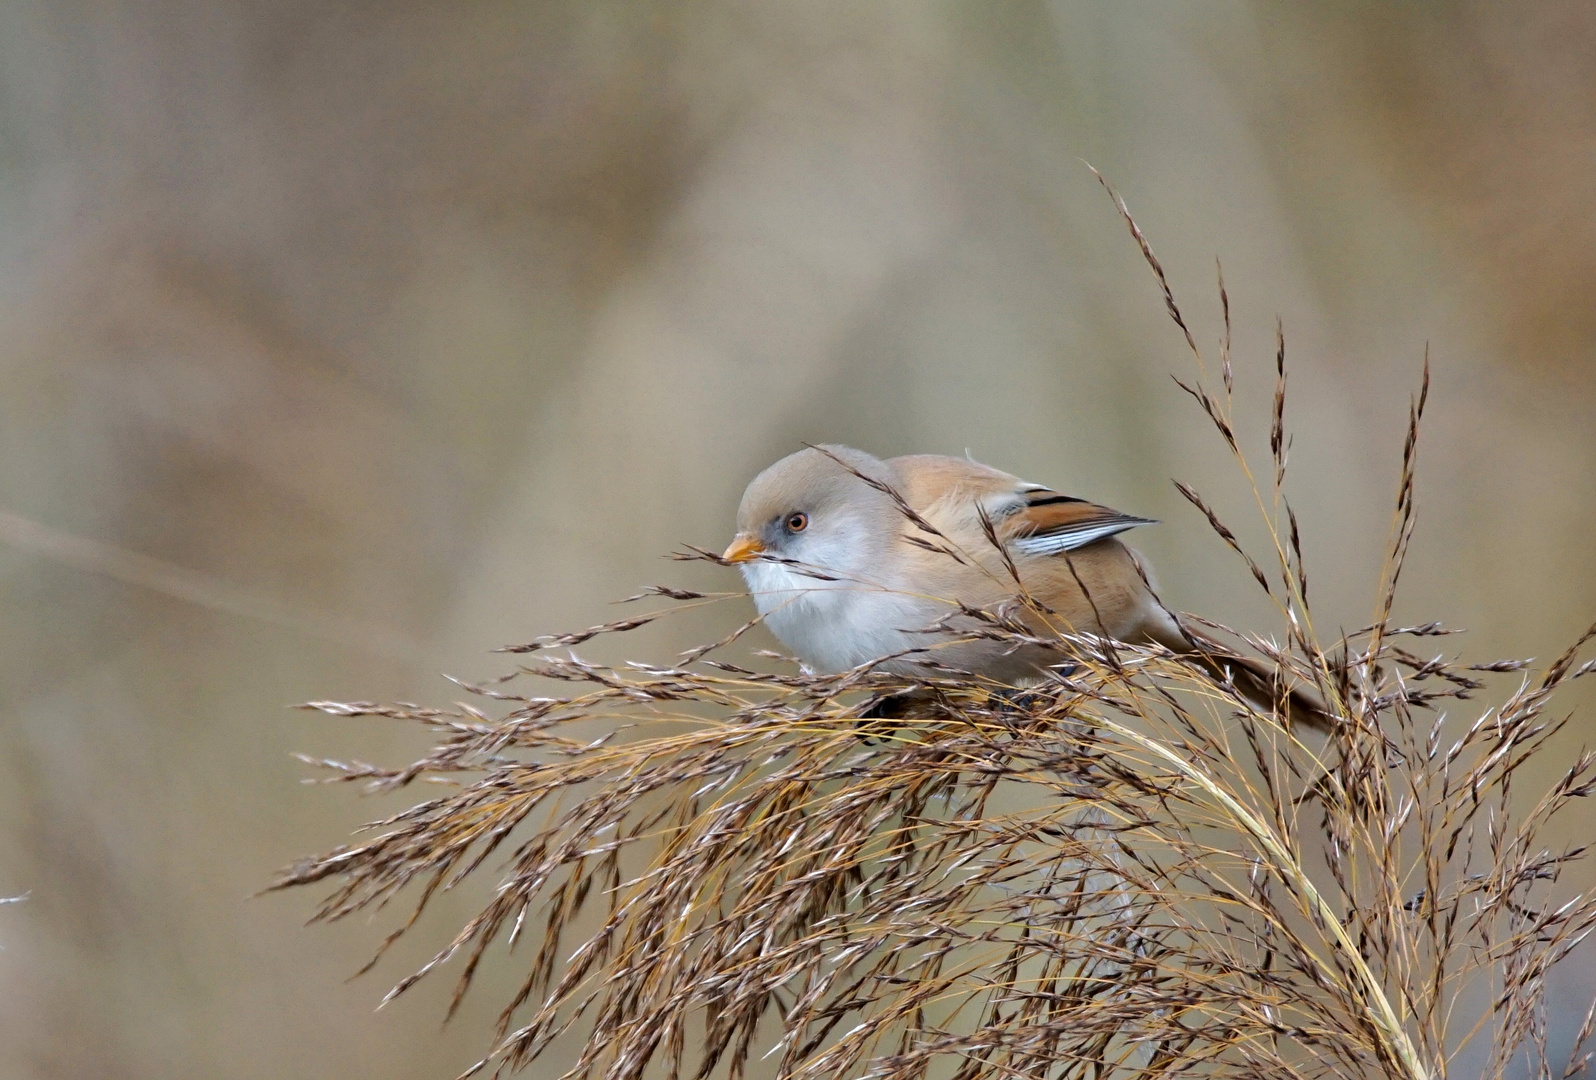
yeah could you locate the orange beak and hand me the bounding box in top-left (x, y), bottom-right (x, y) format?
top-left (721, 533), bottom-right (766, 563)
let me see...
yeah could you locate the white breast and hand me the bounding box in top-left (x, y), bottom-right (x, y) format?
top-left (738, 559), bottom-right (932, 674)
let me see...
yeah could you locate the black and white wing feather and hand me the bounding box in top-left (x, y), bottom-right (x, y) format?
top-left (1002, 486), bottom-right (1156, 556)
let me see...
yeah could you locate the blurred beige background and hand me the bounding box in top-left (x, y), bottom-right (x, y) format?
top-left (2, 3), bottom-right (1593, 1077)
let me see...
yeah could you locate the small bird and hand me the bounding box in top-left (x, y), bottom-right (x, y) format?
top-left (722, 444), bottom-right (1333, 732)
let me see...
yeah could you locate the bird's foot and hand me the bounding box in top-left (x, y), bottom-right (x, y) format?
top-left (854, 689), bottom-right (943, 743)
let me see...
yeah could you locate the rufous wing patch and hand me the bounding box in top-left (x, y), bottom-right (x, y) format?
top-left (1005, 489), bottom-right (1156, 555)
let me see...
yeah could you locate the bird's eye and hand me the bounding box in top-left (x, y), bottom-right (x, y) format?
top-left (785, 512), bottom-right (808, 533)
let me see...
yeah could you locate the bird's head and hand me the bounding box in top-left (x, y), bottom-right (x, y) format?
top-left (722, 445), bottom-right (894, 582)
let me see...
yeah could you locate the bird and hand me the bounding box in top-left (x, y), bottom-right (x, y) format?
top-left (721, 444), bottom-right (1334, 733)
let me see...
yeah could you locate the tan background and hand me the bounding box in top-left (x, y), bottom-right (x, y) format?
top-left (1, 3), bottom-right (1593, 1077)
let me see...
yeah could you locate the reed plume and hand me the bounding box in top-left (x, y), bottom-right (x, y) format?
top-left (270, 184), bottom-right (1596, 1080)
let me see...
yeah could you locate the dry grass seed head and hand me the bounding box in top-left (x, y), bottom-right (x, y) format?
top-left (272, 183), bottom-right (1596, 1080)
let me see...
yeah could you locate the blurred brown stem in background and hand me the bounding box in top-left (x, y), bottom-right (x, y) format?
top-left (0, 508), bottom-right (426, 663)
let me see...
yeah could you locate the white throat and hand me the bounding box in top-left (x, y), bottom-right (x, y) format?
top-left (738, 555), bottom-right (928, 674)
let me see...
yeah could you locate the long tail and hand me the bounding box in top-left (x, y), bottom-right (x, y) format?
top-left (1144, 617), bottom-right (1338, 735)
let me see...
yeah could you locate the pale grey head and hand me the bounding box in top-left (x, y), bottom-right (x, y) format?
top-left (722, 445), bottom-right (923, 672)
top-left (725, 445), bottom-right (895, 566)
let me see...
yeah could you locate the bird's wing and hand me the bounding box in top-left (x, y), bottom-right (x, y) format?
top-left (1001, 487), bottom-right (1157, 556)
top-left (885, 455), bottom-right (1155, 556)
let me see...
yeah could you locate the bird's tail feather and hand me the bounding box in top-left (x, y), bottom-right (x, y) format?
top-left (1147, 619), bottom-right (1337, 735)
